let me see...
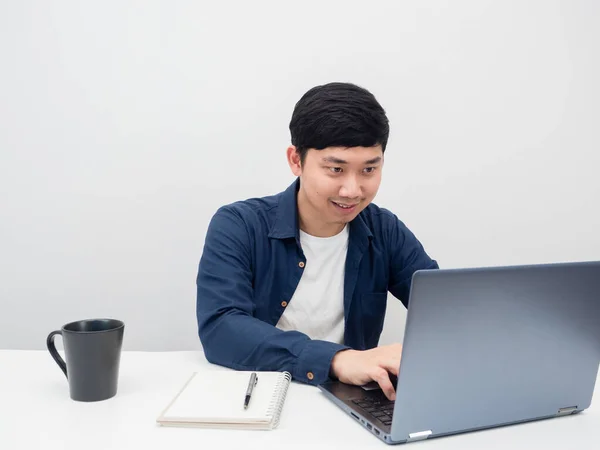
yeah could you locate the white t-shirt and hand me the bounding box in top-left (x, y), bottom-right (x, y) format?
top-left (275, 225), bottom-right (349, 344)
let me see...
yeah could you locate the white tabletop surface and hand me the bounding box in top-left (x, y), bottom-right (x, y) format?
top-left (1, 350), bottom-right (598, 449)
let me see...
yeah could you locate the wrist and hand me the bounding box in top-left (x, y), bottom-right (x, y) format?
top-left (330, 348), bottom-right (357, 379)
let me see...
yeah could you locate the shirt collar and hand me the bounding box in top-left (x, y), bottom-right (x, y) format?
top-left (269, 178), bottom-right (301, 240)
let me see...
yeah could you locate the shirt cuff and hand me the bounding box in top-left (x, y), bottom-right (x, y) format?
top-left (293, 339), bottom-right (350, 385)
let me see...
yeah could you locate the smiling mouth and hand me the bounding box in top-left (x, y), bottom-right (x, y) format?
top-left (331, 201), bottom-right (359, 210)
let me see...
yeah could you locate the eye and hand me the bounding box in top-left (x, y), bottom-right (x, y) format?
top-left (363, 167), bottom-right (376, 174)
top-left (329, 167), bottom-right (343, 173)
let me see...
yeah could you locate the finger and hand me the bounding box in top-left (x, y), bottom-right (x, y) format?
top-left (381, 358), bottom-right (401, 376)
top-left (372, 369), bottom-right (396, 401)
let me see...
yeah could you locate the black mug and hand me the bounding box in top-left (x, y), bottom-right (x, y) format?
top-left (46, 318), bottom-right (125, 402)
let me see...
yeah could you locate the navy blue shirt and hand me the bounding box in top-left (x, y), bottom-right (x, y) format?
top-left (196, 179), bottom-right (438, 386)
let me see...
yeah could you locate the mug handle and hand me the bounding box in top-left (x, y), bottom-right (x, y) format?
top-left (46, 330), bottom-right (67, 378)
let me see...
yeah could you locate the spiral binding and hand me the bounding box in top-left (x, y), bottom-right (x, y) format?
top-left (266, 371), bottom-right (292, 429)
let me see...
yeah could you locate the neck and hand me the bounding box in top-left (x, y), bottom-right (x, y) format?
top-left (297, 190), bottom-right (344, 237)
top-left (299, 216), bottom-right (345, 238)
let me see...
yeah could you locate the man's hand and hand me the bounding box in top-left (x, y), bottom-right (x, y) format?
top-left (330, 344), bottom-right (402, 401)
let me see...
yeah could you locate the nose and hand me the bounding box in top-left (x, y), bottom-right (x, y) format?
top-left (339, 175), bottom-right (361, 200)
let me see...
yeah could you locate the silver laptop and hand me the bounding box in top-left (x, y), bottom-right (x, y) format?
top-left (319, 260), bottom-right (600, 444)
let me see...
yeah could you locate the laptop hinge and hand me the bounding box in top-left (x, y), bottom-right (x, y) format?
top-left (407, 430), bottom-right (432, 442)
top-left (557, 406), bottom-right (577, 415)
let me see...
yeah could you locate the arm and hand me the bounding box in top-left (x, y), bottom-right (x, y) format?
top-left (387, 215), bottom-right (439, 306)
top-left (196, 206), bottom-right (348, 385)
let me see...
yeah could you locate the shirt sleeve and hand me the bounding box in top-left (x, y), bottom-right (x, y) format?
top-left (196, 206), bottom-right (349, 385)
top-left (387, 214), bottom-right (439, 307)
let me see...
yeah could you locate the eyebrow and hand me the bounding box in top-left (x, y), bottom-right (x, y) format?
top-left (322, 156), bottom-right (382, 165)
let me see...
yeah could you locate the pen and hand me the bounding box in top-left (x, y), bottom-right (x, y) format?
top-left (244, 372), bottom-right (258, 409)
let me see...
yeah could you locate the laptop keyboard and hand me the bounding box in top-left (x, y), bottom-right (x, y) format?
top-left (351, 396), bottom-right (395, 426)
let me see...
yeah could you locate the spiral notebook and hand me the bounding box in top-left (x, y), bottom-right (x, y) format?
top-left (156, 370), bottom-right (291, 430)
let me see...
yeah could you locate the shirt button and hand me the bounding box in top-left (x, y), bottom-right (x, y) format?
top-left (281, 301), bottom-right (288, 307)
top-left (307, 372), bottom-right (314, 381)
top-left (298, 261), bottom-right (305, 268)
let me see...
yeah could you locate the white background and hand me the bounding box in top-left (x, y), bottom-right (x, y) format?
top-left (1, 0), bottom-right (598, 351)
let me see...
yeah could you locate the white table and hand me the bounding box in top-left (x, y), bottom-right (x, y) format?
top-left (1, 350), bottom-right (599, 449)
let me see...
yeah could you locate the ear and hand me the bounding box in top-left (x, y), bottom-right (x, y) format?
top-left (286, 145), bottom-right (303, 177)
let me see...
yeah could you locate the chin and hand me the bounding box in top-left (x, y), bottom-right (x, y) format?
top-left (336, 212), bottom-right (360, 224)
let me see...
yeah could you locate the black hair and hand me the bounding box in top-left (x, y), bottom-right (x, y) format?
top-left (289, 82), bottom-right (390, 164)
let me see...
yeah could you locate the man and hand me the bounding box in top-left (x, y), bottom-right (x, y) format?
top-left (196, 82), bottom-right (438, 400)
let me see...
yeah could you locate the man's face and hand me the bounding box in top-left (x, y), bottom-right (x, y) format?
top-left (288, 145), bottom-right (384, 237)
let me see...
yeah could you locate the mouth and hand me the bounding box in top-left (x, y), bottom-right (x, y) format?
top-left (331, 200), bottom-right (359, 214)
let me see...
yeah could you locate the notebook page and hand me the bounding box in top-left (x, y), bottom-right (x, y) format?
top-left (162, 371), bottom-right (283, 423)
